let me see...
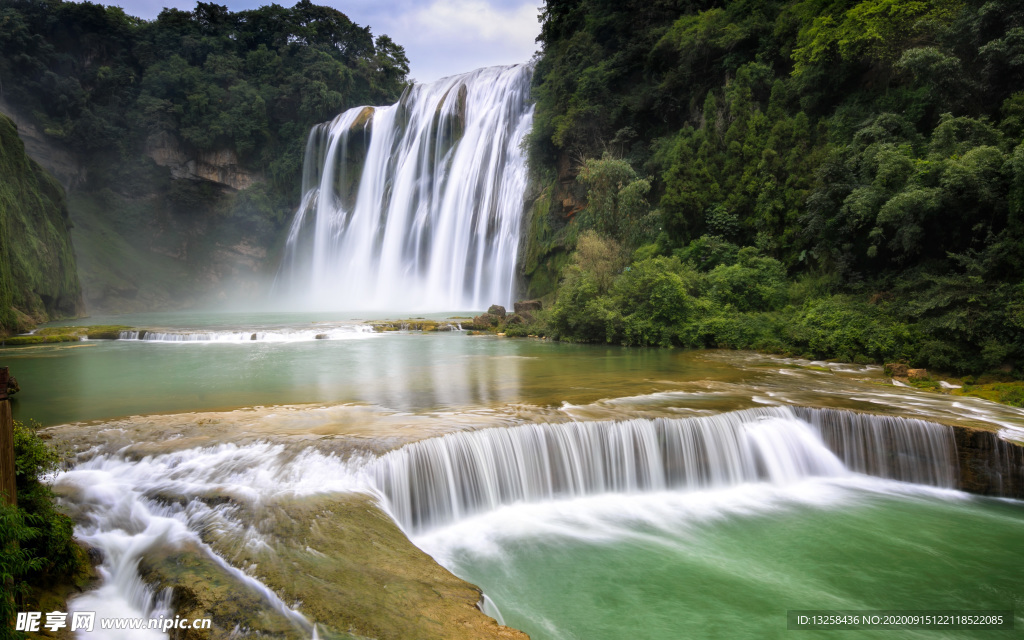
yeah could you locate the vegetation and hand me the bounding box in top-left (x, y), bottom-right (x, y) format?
top-left (526, 0), bottom-right (1024, 376)
top-left (0, 113), bottom-right (82, 335)
top-left (0, 0), bottom-right (409, 312)
top-left (1, 419), bottom-right (90, 639)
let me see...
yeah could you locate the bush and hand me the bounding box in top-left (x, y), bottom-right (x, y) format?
top-left (704, 247), bottom-right (788, 312)
top-left (1, 420), bottom-right (88, 637)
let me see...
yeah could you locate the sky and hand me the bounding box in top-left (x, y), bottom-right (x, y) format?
top-left (111, 0), bottom-right (542, 83)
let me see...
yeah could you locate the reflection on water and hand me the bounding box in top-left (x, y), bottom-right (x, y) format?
top-left (5, 313), bottom-right (1024, 445)
top-left (4, 314), bottom-right (743, 427)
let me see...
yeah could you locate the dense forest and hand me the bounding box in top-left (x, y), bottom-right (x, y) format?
top-left (521, 0), bottom-right (1024, 377)
top-left (0, 0), bottom-right (409, 315)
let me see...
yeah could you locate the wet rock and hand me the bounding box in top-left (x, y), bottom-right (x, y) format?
top-left (137, 541), bottom-right (306, 639)
top-left (250, 333), bottom-right (257, 340)
top-left (206, 494), bottom-right (529, 640)
top-left (953, 425), bottom-right (1024, 499)
top-left (85, 543), bottom-right (104, 567)
top-left (487, 305), bottom-right (506, 319)
top-left (314, 333), bottom-right (329, 340)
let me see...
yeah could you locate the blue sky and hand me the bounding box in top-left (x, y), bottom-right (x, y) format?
top-left (113, 0), bottom-right (542, 83)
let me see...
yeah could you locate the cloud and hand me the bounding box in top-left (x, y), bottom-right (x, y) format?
top-left (373, 0), bottom-right (540, 82)
top-left (90, 0), bottom-right (541, 84)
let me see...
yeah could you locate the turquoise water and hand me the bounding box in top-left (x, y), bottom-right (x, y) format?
top-left (2, 312), bottom-right (748, 426)
top-left (417, 481), bottom-right (1024, 639)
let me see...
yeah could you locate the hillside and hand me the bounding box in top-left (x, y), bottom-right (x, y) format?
top-left (522, 0), bottom-right (1024, 376)
top-left (0, 113), bottom-right (83, 335)
top-left (0, 0), bottom-right (409, 312)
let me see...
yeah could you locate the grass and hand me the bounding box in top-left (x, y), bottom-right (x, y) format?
top-left (1, 324), bottom-right (138, 345)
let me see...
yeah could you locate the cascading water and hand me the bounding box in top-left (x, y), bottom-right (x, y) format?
top-left (54, 406), bottom-right (964, 636)
top-left (276, 64), bottom-right (534, 310)
top-left (366, 407), bottom-right (959, 532)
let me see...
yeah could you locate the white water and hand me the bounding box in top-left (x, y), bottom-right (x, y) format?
top-left (276, 64), bottom-right (534, 310)
top-left (58, 445), bottom-right (327, 638)
top-left (55, 407), bottom-right (960, 635)
top-left (368, 406), bottom-right (957, 532)
top-left (114, 324), bottom-right (377, 343)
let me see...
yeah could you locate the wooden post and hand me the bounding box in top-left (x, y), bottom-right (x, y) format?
top-left (0, 366), bottom-right (15, 507)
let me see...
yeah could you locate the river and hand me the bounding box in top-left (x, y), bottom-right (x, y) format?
top-left (4, 311), bottom-right (1023, 639)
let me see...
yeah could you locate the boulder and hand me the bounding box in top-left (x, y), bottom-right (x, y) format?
top-left (315, 333), bottom-right (329, 340)
top-left (487, 304), bottom-right (506, 319)
top-left (514, 300), bottom-right (542, 315)
top-left (504, 314), bottom-right (526, 326)
top-left (469, 313), bottom-right (500, 330)
top-left (908, 368), bottom-right (929, 381)
top-left (884, 363), bottom-right (909, 377)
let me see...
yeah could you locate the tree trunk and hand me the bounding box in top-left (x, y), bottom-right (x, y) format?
top-left (0, 366), bottom-right (15, 507)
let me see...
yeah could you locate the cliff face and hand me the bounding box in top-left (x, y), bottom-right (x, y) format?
top-left (0, 114), bottom-right (84, 334)
top-left (145, 131), bottom-right (261, 192)
top-left (0, 98), bottom-right (87, 192)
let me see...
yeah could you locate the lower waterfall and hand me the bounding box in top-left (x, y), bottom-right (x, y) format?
top-left (367, 407), bottom-right (958, 532)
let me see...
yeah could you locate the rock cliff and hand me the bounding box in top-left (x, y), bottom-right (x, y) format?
top-left (0, 113), bottom-right (84, 334)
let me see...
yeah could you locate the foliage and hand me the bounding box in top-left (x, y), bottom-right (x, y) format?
top-left (531, 0), bottom-right (1024, 377)
top-left (1, 420), bottom-right (88, 638)
top-left (576, 154), bottom-right (657, 245)
top-left (0, 0), bottom-right (410, 306)
top-left (0, 114), bottom-right (81, 334)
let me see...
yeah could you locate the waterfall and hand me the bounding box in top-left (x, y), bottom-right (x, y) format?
top-left (367, 407), bottom-right (959, 532)
top-left (276, 64), bottom-right (534, 310)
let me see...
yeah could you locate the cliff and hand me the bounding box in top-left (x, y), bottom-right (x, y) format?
top-left (0, 114), bottom-right (84, 334)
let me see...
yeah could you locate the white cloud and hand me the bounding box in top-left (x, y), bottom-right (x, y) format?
top-left (377, 0), bottom-right (540, 82)
top-left (91, 1), bottom-right (541, 84)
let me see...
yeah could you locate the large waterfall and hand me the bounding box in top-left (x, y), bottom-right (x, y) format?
top-left (368, 407), bottom-right (959, 532)
top-left (276, 64), bottom-right (534, 310)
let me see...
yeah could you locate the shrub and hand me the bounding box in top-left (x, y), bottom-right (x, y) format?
top-left (1, 420), bottom-right (88, 636)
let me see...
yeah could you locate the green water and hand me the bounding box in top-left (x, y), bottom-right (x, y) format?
top-left (420, 483), bottom-right (1024, 639)
top-left (2, 312), bottom-right (751, 426)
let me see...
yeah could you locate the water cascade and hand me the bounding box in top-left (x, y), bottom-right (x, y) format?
top-left (276, 64), bottom-right (534, 310)
top-left (368, 407), bottom-right (958, 532)
top-left (54, 406), bottom-right (963, 636)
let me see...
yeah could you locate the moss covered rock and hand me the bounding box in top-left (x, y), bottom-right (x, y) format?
top-left (204, 493), bottom-right (528, 640)
top-left (0, 114), bottom-right (83, 335)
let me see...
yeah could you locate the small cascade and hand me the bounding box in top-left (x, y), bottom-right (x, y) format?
top-left (794, 407), bottom-right (958, 488)
top-left (114, 326), bottom-right (375, 342)
top-left (58, 448), bottom-right (316, 637)
top-left (367, 407), bottom-right (960, 532)
top-left (276, 64), bottom-right (534, 310)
